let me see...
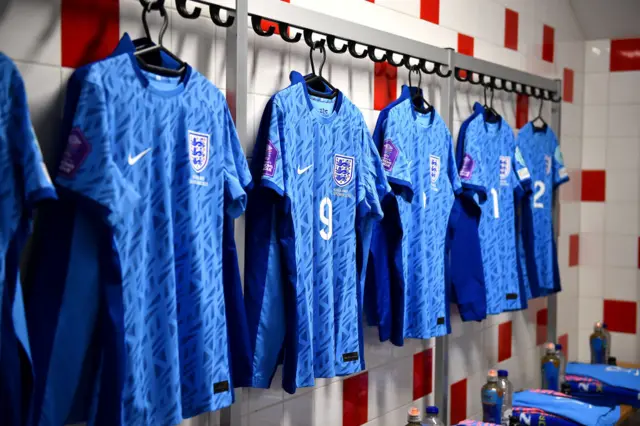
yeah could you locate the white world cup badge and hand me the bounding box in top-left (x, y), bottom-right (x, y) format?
top-left (333, 154), bottom-right (355, 187)
top-left (429, 155), bottom-right (440, 189)
top-left (188, 131), bottom-right (210, 173)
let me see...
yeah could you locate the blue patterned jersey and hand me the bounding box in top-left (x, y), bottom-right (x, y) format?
top-left (457, 114), bottom-right (531, 314)
top-left (517, 123), bottom-right (569, 298)
top-left (513, 390), bottom-right (620, 425)
top-left (55, 54), bottom-right (250, 425)
top-left (245, 74), bottom-right (389, 393)
top-left (0, 53), bottom-right (56, 426)
top-left (378, 102), bottom-right (462, 340)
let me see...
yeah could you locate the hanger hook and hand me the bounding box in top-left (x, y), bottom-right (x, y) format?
top-left (368, 47), bottom-right (387, 63)
top-left (347, 40), bottom-right (368, 59)
top-left (538, 96), bottom-right (544, 117)
top-left (386, 52), bottom-right (408, 67)
top-left (326, 35), bottom-right (348, 54)
top-left (210, 5), bottom-right (234, 28)
top-left (156, 3), bottom-right (169, 46)
top-left (278, 23), bottom-right (301, 43)
top-left (175, 0), bottom-right (201, 19)
top-left (408, 64), bottom-right (421, 88)
top-left (251, 16), bottom-right (276, 37)
top-left (309, 39), bottom-right (327, 76)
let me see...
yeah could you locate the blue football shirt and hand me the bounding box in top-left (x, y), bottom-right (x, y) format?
top-left (457, 113), bottom-right (531, 314)
top-left (245, 74), bottom-right (389, 393)
top-left (517, 123), bottom-right (569, 298)
top-left (55, 54), bottom-right (250, 425)
top-left (378, 102), bottom-right (462, 341)
top-left (513, 390), bottom-right (620, 425)
top-left (0, 52), bottom-right (57, 426)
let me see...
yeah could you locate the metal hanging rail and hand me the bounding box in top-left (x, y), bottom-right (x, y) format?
top-left (166, 1), bottom-right (564, 425)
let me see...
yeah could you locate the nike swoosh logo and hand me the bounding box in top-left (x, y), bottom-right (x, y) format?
top-left (128, 148), bottom-right (152, 166)
top-left (297, 164), bottom-right (313, 175)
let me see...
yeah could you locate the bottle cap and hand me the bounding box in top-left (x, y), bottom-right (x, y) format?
top-left (545, 342), bottom-right (556, 353)
top-left (498, 369), bottom-right (508, 377)
top-left (487, 369), bottom-right (498, 381)
top-left (407, 407), bottom-right (421, 422)
top-left (603, 323), bottom-right (609, 329)
top-left (426, 406), bottom-right (438, 414)
top-left (594, 321), bottom-right (603, 330)
top-left (555, 343), bottom-right (563, 351)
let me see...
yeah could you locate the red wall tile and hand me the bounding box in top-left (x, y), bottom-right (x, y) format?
top-left (542, 24), bottom-right (555, 63)
top-left (450, 378), bottom-right (467, 424)
top-left (413, 348), bottom-right (433, 400)
top-left (516, 94), bottom-right (529, 129)
top-left (367, 0), bottom-right (375, 2)
top-left (581, 170), bottom-right (606, 202)
top-left (343, 372), bottom-right (368, 426)
top-left (569, 234), bottom-right (580, 267)
top-left (374, 62), bottom-right (398, 111)
top-left (610, 38), bottom-right (640, 72)
top-left (498, 321), bottom-right (513, 362)
top-left (61, 0), bottom-right (120, 68)
top-left (604, 300), bottom-right (638, 334)
top-left (563, 68), bottom-right (574, 103)
top-left (504, 8), bottom-right (519, 51)
top-left (537, 308), bottom-right (548, 346)
top-left (420, 0), bottom-right (440, 25)
top-left (558, 334), bottom-right (569, 359)
top-left (458, 33), bottom-right (475, 56)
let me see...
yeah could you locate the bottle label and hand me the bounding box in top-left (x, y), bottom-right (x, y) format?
top-left (542, 362), bottom-right (559, 391)
top-left (482, 388), bottom-right (503, 423)
top-left (591, 337), bottom-right (606, 364)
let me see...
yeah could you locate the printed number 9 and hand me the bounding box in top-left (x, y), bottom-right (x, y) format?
top-left (490, 188), bottom-right (500, 219)
top-left (533, 181), bottom-right (546, 209)
top-left (320, 197), bottom-right (333, 240)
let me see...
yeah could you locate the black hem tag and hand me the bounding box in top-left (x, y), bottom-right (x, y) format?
top-left (342, 352), bottom-right (359, 362)
top-left (214, 381), bottom-right (230, 394)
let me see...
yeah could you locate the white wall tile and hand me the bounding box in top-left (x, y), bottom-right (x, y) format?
top-left (578, 297), bottom-right (604, 331)
top-left (581, 137), bottom-right (607, 169)
top-left (604, 268), bottom-right (638, 301)
top-left (169, 11), bottom-right (217, 83)
top-left (606, 137), bottom-right (640, 171)
top-left (606, 170), bottom-right (639, 202)
top-left (610, 332), bottom-right (638, 363)
top-left (374, 0), bottom-right (420, 18)
top-left (608, 105), bottom-right (640, 138)
top-left (605, 202), bottom-right (639, 235)
top-left (577, 329), bottom-right (592, 363)
top-left (560, 264), bottom-right (579, 296)
top-left (580, 202), bottom-right (605, 233)
top-left (367, 357), bottom-right (413, 421)
top-left (559, 202), bottom-right (581, 235)
top-left (583, 73), bottom-right (609, 106)
top-left (248, 32), bottom-right (290, 97)
top-left (560, 102), bottom-right (583, 137)
top-left (582, 105), bottom-right (608, 138)
top-left (0, 0), bottom-right (61, 66)
top-left (579, 233), bottom-right (605, 267)
top-left (605, 235), bottom-right (638, 268)
top-left (559, 136), bottom-right (582, 169)
top-left (608, 71), bottom-right (640, 105)
top-left (584, 40), bottom-right (611, 74)
top-left (578, 266), bottom-right (604, 298)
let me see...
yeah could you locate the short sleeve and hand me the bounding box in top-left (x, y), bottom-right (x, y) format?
top-left (458, 118), bottom-right (487, 196)
top-left (358, 127), bottom-right (389, 221)
top-left (56, 78), bottom-right (139, 224)
top-left (513, 145), bottom-right (532, 192)
top-left (9, 67), bottom-right (56, 205)
top-left (260, 101), bottom-right (285, 196)
top-left (222, 105), bottom-right (250, 218)
top-left (447, 134), bottom-right (462, 194)
top-left (553, 144), bottom-right (569, 187)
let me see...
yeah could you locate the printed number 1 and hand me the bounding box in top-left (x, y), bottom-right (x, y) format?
top-left (533, 181), bottom-right (546, 209)
top-left (490, 188), bottom-right (500, 219)
top-left (320, 197), bottom-right (333, 240)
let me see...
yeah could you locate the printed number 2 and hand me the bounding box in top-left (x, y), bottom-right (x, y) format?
top-left (320, 197), bottom-right (333, 240)
top-left (490, 188), bottom-right (500, 219)
top-left (533, 181), bottom-right (546, 209)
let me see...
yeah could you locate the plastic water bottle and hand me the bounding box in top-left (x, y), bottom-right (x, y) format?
top-left (421, 406), bottom-right (444, 426)
top-left (602, 322), bottom-right (612, 361)
top-left (497, 370), bottom-right (513, 424)
top-left (405, 407), bottom-right (422, 426)
top-left (541, 342), bottom-right (561, 390)
top-left (482, 369), bottom-right (504, 423)
top-left (590, 321), bottom-right (607, 364)
top-left (555, 343), bottom-right (566, 384)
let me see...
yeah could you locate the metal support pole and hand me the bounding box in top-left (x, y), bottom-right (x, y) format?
top-left (434, 47), bottom-right (455, 426)
top-left (219, 0), bottom-right (248, 425)
top-left (547, 78), bottom-right (563, 345)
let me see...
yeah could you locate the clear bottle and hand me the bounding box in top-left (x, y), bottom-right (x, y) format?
top-left (541, 342), bottom-right (561, 391)
top-left (421, 406), bottom-right (444, 426)
top-left (497, 369), bottom-right (513, 425)
top-left (602, 322), bottom-right (612, 361)
top-left (555, 343), bottom-right (566, 384)
top-left (406, 407), bottom-right (422, 426)
top-left (482, 369), bottom-right (504, 424)
top-left (590, 321), bottom-right (607, 364)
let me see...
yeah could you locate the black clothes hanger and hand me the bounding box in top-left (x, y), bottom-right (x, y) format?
top-left (135, 0), bottom-right (187, 77)
top-left (532, 95), bottom-right (547, 131)
top-left (408, 65), bottom-right (432, 114)
top-left (483, 82), bottom-right (501, 123)
top-left (305, 40), bottom-right (338, 99)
